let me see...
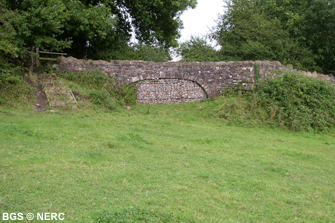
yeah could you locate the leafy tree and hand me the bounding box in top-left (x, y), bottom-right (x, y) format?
top-left (96, 42), bottom-right (171, 62)
top-left (213, 0), bottom-right (317, 71)
top-left (260, 0), bottom-right (335, 72)
top-left (58, 0), bottom-right (197, 58)
top-left (3, 0), bottom-right (197, 59)
top-left (4, 0), bottom-right (71, 52)
top-left (178, 36), bottom-right (220, 62)
top-left (0, 0), bottom-right (23, 58)
top-left (214, 0), bottom-right (335, 72)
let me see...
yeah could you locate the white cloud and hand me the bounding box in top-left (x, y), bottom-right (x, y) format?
top-left (179, 0), bottom-right (225, 42)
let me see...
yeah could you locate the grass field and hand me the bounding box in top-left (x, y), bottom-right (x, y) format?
top-left (0, 101), bottom-right (334, 222)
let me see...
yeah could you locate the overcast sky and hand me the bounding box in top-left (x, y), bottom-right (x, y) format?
top-left (179, 0), bottom-right (225, 43)
top-left (170, 0), bottom-right (225, 61)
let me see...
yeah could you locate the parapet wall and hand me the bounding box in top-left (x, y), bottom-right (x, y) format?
top-left (56, 57), bottom-right (335, 104)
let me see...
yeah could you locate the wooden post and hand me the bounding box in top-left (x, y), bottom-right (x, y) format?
top-left (29, 45), bottom-right (34, 75)
top-left (237, 85), bottom-right (242, 104)
top-left (36, 46), bottom-right (40, 67)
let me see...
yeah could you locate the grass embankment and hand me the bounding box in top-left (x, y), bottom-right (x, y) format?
top-left (0, 101), bottom-right (334, 222)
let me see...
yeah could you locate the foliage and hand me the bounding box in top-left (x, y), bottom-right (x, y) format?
top-left (256, 72), bottom-right (335, 132)
top-left (213, 0), bottom-right (318, 71)
top-left (260, 0), bottom-right (335, 72)
top-left (253, 63), bottom-right (261, 85)
top-left (57, 0), bottom-right (197, 58)
top-left (0, 61), bottom-right (35, 106)
top-left (109, 83), bottom-right (138, 106)
top-left (96, 42), bottom-right (171, 62)
top-left (59, 70), bottom-right (109, 89)
top-left (3, 0), bottom-right (71, 53)
top-left (213, 0), bottom-right (335, 72)
top-left (218, 72), bottom-right (335, 132)
top-left (2, 0), bottom-right (196, 60)
top-left (89, 90), bottom-right (118, 111)
top-left (59, 70), bottom-right (137, 109)
top-left (178, 36), bottom-right (220, 62)
top-left (0, 0), bottom-right (23, 57)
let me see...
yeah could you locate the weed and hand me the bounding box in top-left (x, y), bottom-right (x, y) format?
top-left (89, 90), bottom-right (118, 110)
top-left (59, 70), bottom-right (137, 109)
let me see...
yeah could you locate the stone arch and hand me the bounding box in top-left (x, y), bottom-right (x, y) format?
top-left (127, 73), bottom-right (210, 98)
top-left (128, 75), bottom-right (209, 104)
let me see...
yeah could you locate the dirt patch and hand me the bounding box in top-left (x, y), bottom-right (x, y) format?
top-left (35, 83), bottom-right (47, 111)
top-left (26, 76), bottom-right (47, 111)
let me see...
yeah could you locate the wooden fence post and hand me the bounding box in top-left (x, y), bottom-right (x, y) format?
top-left (29, 45), bottom-right (34, 75)
top-left (36, 46), bottom-right (40, 67)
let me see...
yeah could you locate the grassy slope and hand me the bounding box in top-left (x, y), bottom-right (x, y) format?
top-left (0, 101), bottom-right (334, 222)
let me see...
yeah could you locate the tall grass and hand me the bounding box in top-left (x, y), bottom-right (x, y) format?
top-left (59, 70), bottom-right (137, 110)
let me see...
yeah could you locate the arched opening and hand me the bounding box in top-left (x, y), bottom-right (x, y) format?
top-left (135, 78), bottom-right (207, 104)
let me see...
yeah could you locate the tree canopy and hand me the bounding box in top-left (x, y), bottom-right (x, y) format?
top-left (213, 0), bottom-right (335, 72)
top-left (178, 36), bottom-right (220, 62)
top-left (1, 0), bottom-right (197, 60)
top-left (179, 0), bottom-right (334, 73)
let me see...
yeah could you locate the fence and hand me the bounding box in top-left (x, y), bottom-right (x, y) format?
top-left (33, 47), bottom-right (67, 66)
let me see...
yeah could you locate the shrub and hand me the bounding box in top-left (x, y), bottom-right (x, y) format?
top-left (0, 60), bottom-right (35, 106)
top-left (217, 72), bottom-right (335, 132)
top-left (89, 90), bottom-right (118, 110)
top-left (109, 83), bottom-right (138, 106)
top-left (59, 70), bottom-right (108, 89)
top-left (256, 72), bottom-right (335, 132)
top-left (60, 70), bottom-right (138, 109)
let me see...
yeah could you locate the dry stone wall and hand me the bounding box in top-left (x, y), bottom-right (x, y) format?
top-left (56, 57), bottom-right (335, 104)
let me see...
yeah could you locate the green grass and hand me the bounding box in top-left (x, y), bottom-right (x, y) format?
top-left (0, 101), bottom-right (334, 222)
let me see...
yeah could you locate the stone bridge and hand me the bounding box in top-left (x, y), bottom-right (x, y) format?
top-left (57, 57), bottom-right (333, 104)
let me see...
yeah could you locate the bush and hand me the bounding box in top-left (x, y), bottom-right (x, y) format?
top-left (217, 72), bottom-right (335, 132)
top-left (256, 72), bottom-right (335, 132)
top-left (59, 70), bottom-right (108, 89)
top-left (89, 90), bottom-right (118, 111)
top-left (109, 83), bottom-right (137, 106)
top-left (0, 60), bottom-right (35, 106)
top-left (60, 70), bottom-right (138, 109)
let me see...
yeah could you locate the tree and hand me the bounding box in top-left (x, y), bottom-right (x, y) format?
top-left (0, 0), bottom-right (23, 58)
top-left (96, 42), bottom-right (172, 62)
top-left (59, 0), bottom-right (197, 58)
top-left (215, 0), bottom-right (335, 72)
top-left (178, 36), bottom-right (220, 62)
top-left (213, 0), bottom-right (318, 71)
top-left (4, 0), bottom-right (197, 59)
top-left (261, 0), bottom-right (335, 72)
top-left (4, 0), bottom-right (71, 52)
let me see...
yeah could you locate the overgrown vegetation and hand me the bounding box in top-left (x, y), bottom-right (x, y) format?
top-left (217, 72), bottom-right (335, 132)
top-left (0, 61), bottom-right (35, 106)
top-left (178, 36), bottom-right (220, 62)
top-left (58, 70), bottom-right (137, 110)
top-left (1, 0), bottom-right (196, 60)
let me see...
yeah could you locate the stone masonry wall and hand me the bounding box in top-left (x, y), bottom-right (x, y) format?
top-left (137, 79), bottom-right (207, 104)
top-left (56, 57), bottom-right (335, 104)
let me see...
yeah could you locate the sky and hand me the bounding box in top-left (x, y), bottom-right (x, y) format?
top-left (171, 0), bottom-right (225, 60)
top-left (178, 0), bottom-right (225, 43)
